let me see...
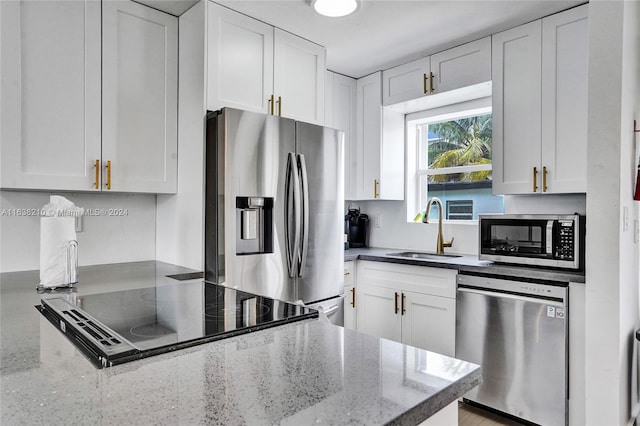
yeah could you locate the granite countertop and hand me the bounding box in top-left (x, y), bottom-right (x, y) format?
top-left (344, 247), bottom-right (586, 283)
top-left (0, 261), bottom-right (480, 425)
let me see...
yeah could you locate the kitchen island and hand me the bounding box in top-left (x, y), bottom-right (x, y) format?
top-left (0, 261), bottom-right (480, 425)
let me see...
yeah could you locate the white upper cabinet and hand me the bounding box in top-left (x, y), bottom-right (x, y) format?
top-left (207, 2), bottom-right (326, 124)
top-left (541, 6), bottom-right (588, 193)
top-left (382, 37), bottom-right (491, 106)
top-left (355, 72), bottom-right (404, 200)
top-left (325, 71), bottom-right (357, 199)
top-left (430, 37), bottom-right (491, 94)
top-left (206, 3), bottom-right (274, 114)
top-left (102, 1), bottom-right (178, 193)
top-left (1, 0), bottom-right (101, 191)
top-left (493, 5), bottom-right (587, 195)
top-left (274, 29), bottom-right (325, 124)
top-left (492, 21), bottom-right (542, 194)
top-left (1, 0), bottom-right (178, 193)
top-left (382, 57), bottom-right (430, 106)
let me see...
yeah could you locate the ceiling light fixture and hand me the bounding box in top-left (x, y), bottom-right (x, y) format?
top-left (312, 0), bottom-right (359, 17)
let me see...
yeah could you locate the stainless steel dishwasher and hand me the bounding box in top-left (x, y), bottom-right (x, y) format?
top-left (456, 273), bottom-right (568, 426)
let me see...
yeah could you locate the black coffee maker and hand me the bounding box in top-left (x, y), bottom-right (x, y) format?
top-left (345, 203), bottom-right (369, 248)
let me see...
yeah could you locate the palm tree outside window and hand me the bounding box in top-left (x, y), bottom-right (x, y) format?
top-left (411, 105), bottom-right (504, 221)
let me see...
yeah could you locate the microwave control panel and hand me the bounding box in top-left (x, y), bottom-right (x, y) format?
top-left (555, 220), bottom-right (575, 260)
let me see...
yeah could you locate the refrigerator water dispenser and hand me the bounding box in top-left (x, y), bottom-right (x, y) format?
top-left (236, 197), bottom-right (273, 255)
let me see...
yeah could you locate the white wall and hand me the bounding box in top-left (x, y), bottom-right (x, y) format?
top-left (356, 194), bottom-right (585, 255)
top-left (0, 190), bottom-right (156, 273)
top-left (585, 1), bottom-right (640, 424)
top-left (155, 1), bottom-right (205, 271)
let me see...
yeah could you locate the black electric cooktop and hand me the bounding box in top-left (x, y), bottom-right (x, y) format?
top-left (37, 281), bottom-right (318, 368)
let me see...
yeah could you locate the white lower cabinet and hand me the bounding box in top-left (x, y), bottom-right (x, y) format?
top-left (402, 290), bottom-right (455, 356)
top-left (355, 261), bottom-right (456, 357)
top-left (343, 261), bottom-right (357, 330)
top-left (357, 283), bottom-right (402, 341)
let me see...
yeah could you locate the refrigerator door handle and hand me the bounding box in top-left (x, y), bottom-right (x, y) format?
top-left (285, 152), bottom-right (301, 278)
top-left (297, 154), bottom-right (310, 278)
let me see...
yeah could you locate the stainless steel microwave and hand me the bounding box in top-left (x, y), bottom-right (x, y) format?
top-left (479, 214), bottom-right (585, 270)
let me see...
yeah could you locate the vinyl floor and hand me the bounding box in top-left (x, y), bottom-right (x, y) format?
top-left (458, 402), bottom-right (525, 426)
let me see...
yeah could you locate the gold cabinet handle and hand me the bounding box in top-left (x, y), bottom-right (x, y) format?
top-left (344, 271), bottom-right (350, 276)
top-left (350, 287), bottom-right (356, 308)
top-left (394, 292), bottom-right (399, 314)
top-left (106, 160), bottom-right (112, 190)
top-left (401, 292), bottom-right (406, 315)
top-left (277, 96), bottom-right (282, 117)
top-left (374, 179), bottom-right (379, 199)
top-left (423, 73), bottom-right (428, 94)
top-left (533, 166), bottom-right (538, 193)
top-left (269, 95), bottom-right (275, 115)
top-left (429, 72), bottom-right (435, 94)
top-left (94, 159), bottom-right (100, 189)
top-left (543, 166), bottom-right (548, 192)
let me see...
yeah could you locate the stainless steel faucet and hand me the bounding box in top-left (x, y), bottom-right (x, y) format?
top-left (422, 197), bottom-right (454, 254)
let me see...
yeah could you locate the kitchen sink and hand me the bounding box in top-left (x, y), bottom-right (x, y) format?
top-left (386, 251), bottom-right (463, 260)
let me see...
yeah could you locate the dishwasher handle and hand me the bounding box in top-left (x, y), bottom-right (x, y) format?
top-left (457, 286), bottom-right (565, 308)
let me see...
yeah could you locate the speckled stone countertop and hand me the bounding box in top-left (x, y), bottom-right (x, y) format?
top-left (344, 247), bottom-right (585, 283)
top-left (0, 261), bottom-right (481, 425)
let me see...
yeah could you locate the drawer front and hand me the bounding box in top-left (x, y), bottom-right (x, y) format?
top-left (344, 261), bottom-right (355, 287)
top-left (356, 260), bottom-right (456, 298)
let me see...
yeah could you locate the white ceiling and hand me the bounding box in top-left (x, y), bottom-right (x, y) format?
top-left (142, 0), bottom-right (585, 78)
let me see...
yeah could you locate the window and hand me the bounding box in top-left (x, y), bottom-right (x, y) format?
top-left (406, 97), bottom-right (504, 221)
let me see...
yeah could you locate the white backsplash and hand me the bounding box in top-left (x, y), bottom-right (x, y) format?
top-left (350, 194), bottom-right (586, 256)
top-left (0, 190), bottom-right (156, 273)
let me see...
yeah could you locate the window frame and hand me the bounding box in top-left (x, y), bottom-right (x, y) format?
top-left (406, 97), bottom-right (494, 223)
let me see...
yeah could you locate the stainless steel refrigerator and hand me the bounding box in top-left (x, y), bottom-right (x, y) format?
top-left (204, 108), bottom-right (345, 324)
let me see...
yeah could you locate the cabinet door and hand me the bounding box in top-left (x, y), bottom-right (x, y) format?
top-left (430, 37), bottom-right (491, 94)
top-left (206, 2), bottom-right (274, 113)
top-left (326, 72), bottom-right (357, 199)
top-left (343, 261), bottom-right (356, 330)
top-left (356, 284), bottom-right (401, 342)
top-left (344, 285), bottom-right (357, 330)
top-left (541, 5), bottom-right (588, 193)
top-left (0, 0), bottom-right (101, 190)
top-left (102, 1), bottom-right (178, 193)
top-left (355, 72), bottom-right (382, 200)
top-left (273, 29), bottom-right (325, 125)
top-left (492, 21), bottom-right (542, 195)
top-left (382, 57), bottom-right (430, 106)
top-left (401, 291), bottom-right (455, 357)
